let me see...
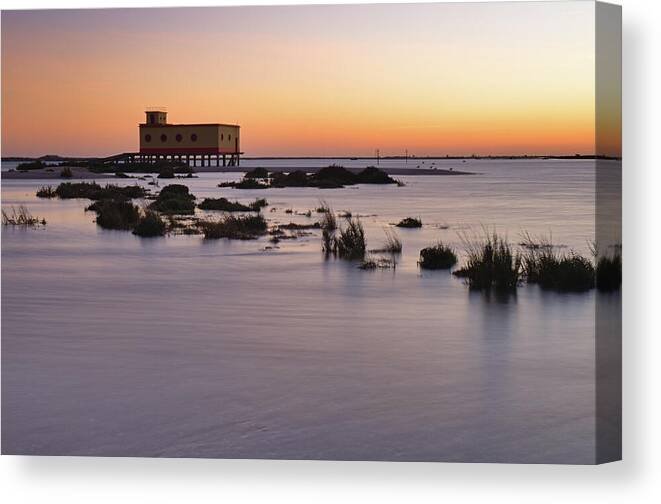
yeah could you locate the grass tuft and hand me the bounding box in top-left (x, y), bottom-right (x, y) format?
top-left (36, 186), bottom-right (57, 198)
top-left (419, 243), bottom-right (457, 270)
top-left (396, 217), bottom-right (422, 228)
top-left (53, 182), bottom-right (147, 201)
top-left (249, 198), bottom-right (269, 211)
top-left (453, 231), bottom-right (521, 291)
top-left (596, 251), bottom-right (621, 292)
top-left (522, 235), bottom-right (595, 292)
top-left (371, 229), bottom-right (402, 254)
top-left (2, 205), bottom-right (46, 227)
top-left (149, 184), bottom-right (195, 214)
top-left (244, 167), bottom-right (270, 179)
top-left (198, 197), bottom-right (251, 212)
top-left (199, 214), bottom-right (267, 240)
top-left (86, 199), bottom-right (140, 230)
top-left (359, 255), bottom-right (396, 270)
top-left (132, 210), bottom-right (166, 237)
top-left (334, 217), bottom-right (367, 259)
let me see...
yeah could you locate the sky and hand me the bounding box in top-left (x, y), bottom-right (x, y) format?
top-left (1, 3), bottom-right (619, 157)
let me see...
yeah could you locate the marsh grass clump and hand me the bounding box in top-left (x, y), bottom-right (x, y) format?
top-left (371, 229), bottom-right (402, 254)
top-left (54, 182), bottom-right (146, 200)
top-left (523, 250), bottom-right (595, 292)
top-left (36, 186), bottom-right (57, 198)
top-left (149, 184), bottom-right (196, 214)
top-left (396, 217), bottom-right (422, 228)
top-left (333, 217), bottom-right (366, 259)
top-left (268, 165), bottom-right (396, 188)
top-left (132, 210), bottom-right (166, 237)
top-left (359, 255), bottom-right (396, 270)
top-left (86, 199), bottom-right (140, 230)
top-left (249, 198), bottom-right (269, 211)
top-left (356, 166), bottom-right (397, 184)
top-left (278, 222), bottom-right (321, 230)
top-left (318, 202), bottom-right (337, 231)
top-left (419, 243), bottom-right (458, 270)
top-left (244, 167), bottom-right (270, 179)
top-left (318, 202), bottom-right (339, 255)
top-left (16, 160), bottom-right (46, 171)
top-left (522, 235), bottom-right (595, 292)
top-left (271, 170), bottom-right (310, 188)
top-left (219, 178), bottom-right (270, 189)
top-left (2, 206), bottom-right (46, 227)
top-left (198, 197), bottom-right (252, 212)
top-left (453, 232), bottom-right (522, 291)
top-left (60, 167), bottom-right (73, 178)
top-left (200, 214), bottom-right (267, 240)
top-left (596, 252), bottom-right (622, 292)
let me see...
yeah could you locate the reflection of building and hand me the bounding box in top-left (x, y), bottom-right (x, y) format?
top-left (138, 109), bottom-right (241, 166)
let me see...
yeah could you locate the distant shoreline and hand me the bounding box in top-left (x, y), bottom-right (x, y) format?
top-left (1, 154), bottom-right (621, 163)
top-left (1, 165), bottom-right (474, 180)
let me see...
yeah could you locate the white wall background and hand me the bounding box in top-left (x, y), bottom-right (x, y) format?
top-left (1, 0), bottom-right (658, 502)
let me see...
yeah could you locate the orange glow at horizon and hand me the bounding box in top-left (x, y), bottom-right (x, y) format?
top-left (1, 3), bottom-right (619, 158)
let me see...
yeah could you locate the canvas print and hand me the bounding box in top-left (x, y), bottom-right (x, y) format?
top-left (1, 1), bottom-right (621, 464)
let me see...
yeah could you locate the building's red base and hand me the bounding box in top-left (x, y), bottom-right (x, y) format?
top-left (139, 147), bottom-right (238, 155)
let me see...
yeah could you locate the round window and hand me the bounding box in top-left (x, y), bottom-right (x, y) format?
top-left (144, 134), bottom-right (152, 143)
top-left (176, 134), bottom-right (183, 142)
top-left (160, 134), bottom-right (167, 142)
top-left (191, 133), bottom-right (198, 142)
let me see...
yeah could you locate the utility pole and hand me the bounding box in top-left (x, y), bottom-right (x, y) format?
top-left (405, 149), bottom-right (408, 165)
top-left (376, 148), bottom-right (380, 165)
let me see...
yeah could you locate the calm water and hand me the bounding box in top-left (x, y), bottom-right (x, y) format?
top-left (1, 159), bottom-right (620, 462)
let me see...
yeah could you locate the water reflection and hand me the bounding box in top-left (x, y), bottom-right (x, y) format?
top-left (1, 160), bottom-right (607, 462)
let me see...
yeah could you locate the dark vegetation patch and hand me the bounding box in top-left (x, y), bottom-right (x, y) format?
top-left (51, 182), bottom-right (147, 201)
top-left (86, 199), bottom-right (140, 230)
top-left (60, 167), bottom-right (73, 178)
top-left (218, 178), bottom-right (269, 189)
top-left (2, 206), bottom-right (46, 227)
top-left (321, 212), bottom-right (366, 260)
top-left (335, 218), bottom-right (367, 259)
top-left (198, 197), bottom-right (252, 212)
top-left (17, 160), bottom-right (47, 171)
top-left (148, 184), bottom-right (195, 214)
top-left (244, 167), bottom-right (270, 179)
top-left (132, 210), bottom-right (166, 237)
top-left (278, 222), bottom-right (321, 230)
top-left (36, 186), bottom-right (57, 198)
top-left (249, 198), bottom-right (269, 210)
top-left (271, 170), bottom-right (310, 188)
top-left (523, 246), bottom-right (595, 292)
top-left (596, 253), bottom-right (622, 292)
top-left (395, 217), bottom-right (422, 228)
top-left (418, 243), bottom-right (457, 270)
top-left (453, 232), bottom-right (522, 292)
top-left (222, 165), bottom-right (397, 189)
top-left (198, 197), bottom-right (268, 212)
top-left (199, 214), bottom-right (268, 240)
top-left (356, 166), bottom-right (397, 184)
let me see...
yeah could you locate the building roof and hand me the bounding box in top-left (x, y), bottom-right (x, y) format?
top-left (140, 123), bottom-right (240, 128)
